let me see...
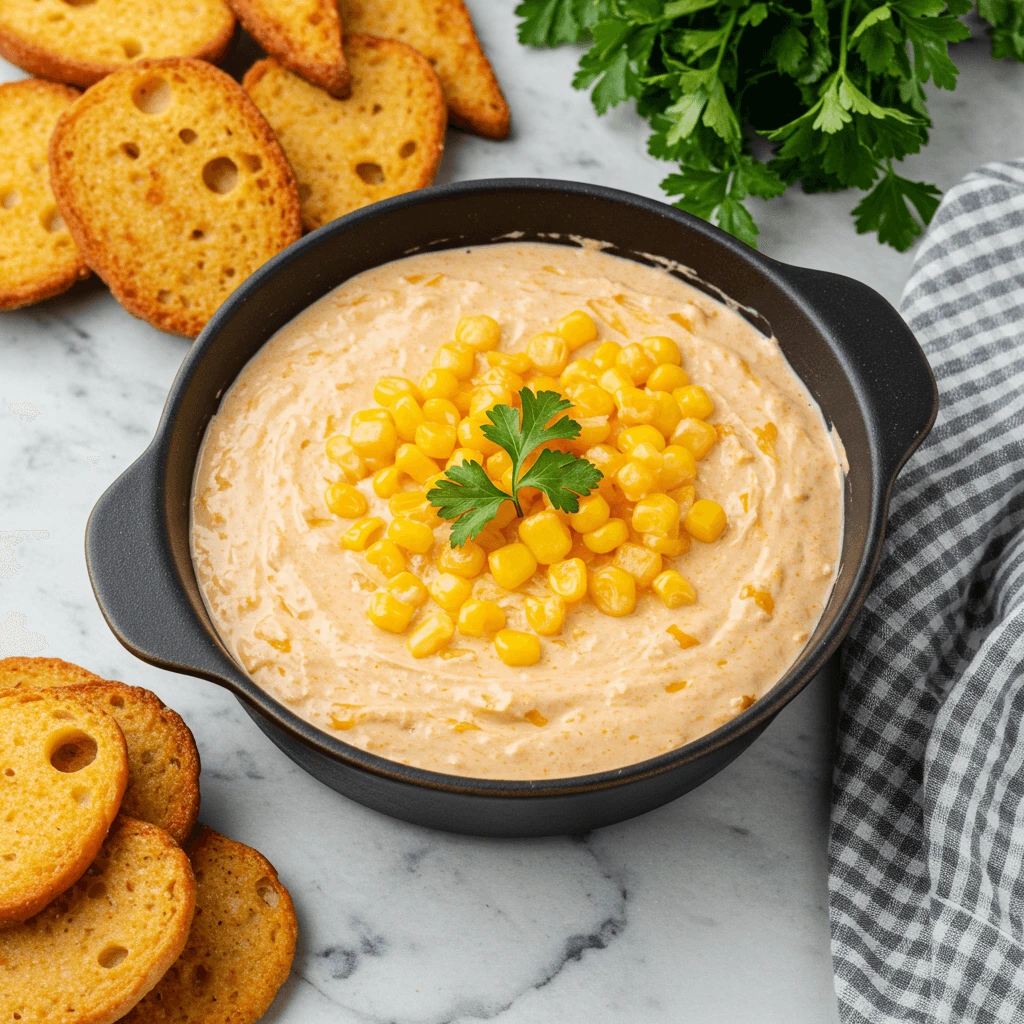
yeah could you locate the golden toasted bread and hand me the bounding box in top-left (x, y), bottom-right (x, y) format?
top-left (227, 0), bottom-right (350, 97)
top-left (0, 658), bottom-right (201, 845)
top-left (243, 37), bottom-right (446, 231)
top-left (123, 826), bottom-right (298, 1024)
top-left (0, 817), bottom-right (196, 1024)
top-left (0, 79), bottom-right (89, 311)
top-left (0, 0), bottom-right (235, 89)
top-left (49, 57), bottom-right (303, 338)
top-left (0, 689), bottom-right (128, 928)
top-left (339, 0), bottom-right (509, 138)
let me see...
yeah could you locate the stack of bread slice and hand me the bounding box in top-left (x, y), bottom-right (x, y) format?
top-left (0, 657), bottom-right (297, 1024)
top-left (0, 0), bottom-right (509, 336)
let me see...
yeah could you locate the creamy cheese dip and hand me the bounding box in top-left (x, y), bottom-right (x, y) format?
top-left (191, 242), bottom-right (843, 780)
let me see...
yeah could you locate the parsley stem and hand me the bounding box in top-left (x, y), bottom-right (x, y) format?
top-left (712, 9), bottom-right (738, 76)
top-left (838, 0), bottom-right (854, 75)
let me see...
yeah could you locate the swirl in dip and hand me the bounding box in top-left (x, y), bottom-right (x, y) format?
top-left (191, 241), bottom-right (844, 780)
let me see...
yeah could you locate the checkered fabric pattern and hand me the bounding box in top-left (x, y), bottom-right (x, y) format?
top-left (831, 160), bottom-right (1024, 1023)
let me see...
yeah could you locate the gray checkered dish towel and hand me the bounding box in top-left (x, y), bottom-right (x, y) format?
top-left (831, 159), bottom-right (1024, 1023)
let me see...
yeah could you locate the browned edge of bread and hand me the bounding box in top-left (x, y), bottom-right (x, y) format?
top-left (48, 56), bottom-right (303, 338)
top-left (0, 14), bottom-right (236, 90)
top-left (227, 0), bottom-right (351, 98)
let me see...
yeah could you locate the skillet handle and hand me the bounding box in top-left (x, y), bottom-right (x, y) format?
top-left (85, 451), bottom-right (240, 687)
top-left (778, 263), bottom-right (938, 481)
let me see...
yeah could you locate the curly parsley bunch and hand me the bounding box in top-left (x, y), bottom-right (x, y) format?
top-left (516, 0), bottom-right (1024, 250)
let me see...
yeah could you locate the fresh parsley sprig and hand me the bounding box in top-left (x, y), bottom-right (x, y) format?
top-left (516, 0), bottom-right (1020, 251)
top-left (426, 389), bottom-right (604, 547)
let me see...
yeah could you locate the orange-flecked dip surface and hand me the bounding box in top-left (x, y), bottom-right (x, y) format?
top-left (191, 242), bottom-right (844, 780)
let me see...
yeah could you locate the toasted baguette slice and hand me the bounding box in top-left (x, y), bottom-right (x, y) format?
top-left (244, 37), bottom-right (446, 231)
top-left (339, 0), bottom-right (509, 139)
top-left (0, 0), bottom-right (235, 89)
top-left (123, 826), bottom-right (298, 1024)
top-left (0, 658), bottom-right (201, 845)
top-left (227, 0), bottom-right (350, 97)
top-left (0, 80), bottom-right (89, 310)
top-left (0, 817), bottom-right (196, 1024)
top-left (0, 690), bottom-right (128, 927)
top-left (49, 58), bottom-right (302, 338)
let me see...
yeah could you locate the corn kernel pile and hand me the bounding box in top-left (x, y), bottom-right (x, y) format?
top-left (321, 311), bottom-right (728, 667)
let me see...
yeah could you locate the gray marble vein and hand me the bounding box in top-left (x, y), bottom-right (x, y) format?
top-left (2, 2), bottom-right (1022, 1020)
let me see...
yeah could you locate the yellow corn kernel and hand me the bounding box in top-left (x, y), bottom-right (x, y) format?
top-left (325, 435), bottom-right (369, 483)
top-left (451, 386), bottom-right (474, 416)
top-left (617, 425), bottom-right (665, 453)
top-left (632, 493), bottom-right (680, 537)
top-left (433, 342), bottom-right (476, 380)
top-left (629, 442), bottom-right (664, 477)
top-left (583, 517), bottom-right (629, 554)
top-left (525, 593), bottom-right (567, 636)
top-left (488, 542), bottom-right (538, 590)
top-left (567, 381), bottom-right (615, 417)
top-left (556, 309), bottom-right (598, 350)
top-left (651, 391), bottom-right (682, 438)
top-left (349, 409), bottom-right (398, 461)
top-left (583, 445), bottom-right (625, 479)
top-left (493, 500), bottom-right (518, 528)
top-left (684, 499), bottom-right (727, 543)
top-left (494, 629), bottom-right (541, 667)
top-left (366, 590), bottom-right (415, 634)
top-left (365, 538), bottom-right (406, 578)
top-left (415, 422), bottom-right (457, 460)
top-left (482, 449), bottom-right (510, 481)
top-left (667, 625), bottom-right (700, 649)
top-left (457, 414), bottom-right (500, 456)
top-left (518, 510), bottom-right (573, 565)
top-left (394, 443), bottom-right (439, 484)
top-left (642, 335), bottom-right (683, 366)
top-left (446, 447), bottom-right (484, 470)
top-left (614, 387), bottom-right (659, 426)
top-left (592, 340), bottom-right (622, 371)
top-left (660, 445), bottom-right (697, 489)
top-left (387, 517), bottom-right (435, 554)
top-left (646, 363), bottom-right (689, 392)
top-left (390, 490), bottom-right (442, 527)
top-left (644, 532), bottom-right (691, 556)
top-left (391, 394), bottom-right (425, 442)
top-left (654, 570), bottom-right (696, 609)
top-left (485, 350), bottom-right (532, 373)
top-left (569, 493), bottom-right (610, 534)
top-left (373, 376), bottom-right (420, 407)
top-left (673, 384), bottom-right (715, 420)
top-left (408, 611), bottom-right (455, 658)
top-left (667, 484), bottom-right (696, 517)
top-left (561, 358), bottom-right (600, 388)
top-left (588, 564), bottom-right (637, 617)
top-left (387, 571), bottom-right (428, 607)
top-left (614, 459), bottom-right (656, 502)
top-left (422, 398), bottom-right (460, 428)
top-left (457, 599), bottom-right (506, 637)
top-left (436, 538), bottom-right (486, 579)
top-left (615, 343), bottom-right (656, 385)
top-left (456, 314), bottom-right (501, 352)
top-left (325, 481), bottom-right (368, 518)
top-left (419, 367), bottom-right (460, 401)
top-left (473, 521), bottom-right (508, 553)
top-left (429, 572), bottom-right (473, 612)
top-left (371, 465), bottom-right (401, 499)
top-left (498, 465), bottom-right (516, 494)
top-left (572, 416), bottom-right (612, 448)
top-left (671, 418), bottom-right (718, 460)
top-left (526, 332), bottom-right (570, 376)
top-left (598, 366), bottom-right (633, 394)
top-left (470, 384), bottom-right (513, 417)
top-left (613, 542), bottom-right (663, 589)
top-left (341, 516), bottom-right (384, 551)
top-left (548, 557), bottom-right (588, 603)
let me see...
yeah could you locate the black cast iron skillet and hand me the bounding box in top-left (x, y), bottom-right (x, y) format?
top-left (86, 179), bottom-right (936, 838)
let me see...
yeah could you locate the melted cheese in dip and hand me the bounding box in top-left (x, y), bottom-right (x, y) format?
top-left (191, 242), bottom-right (844, 780)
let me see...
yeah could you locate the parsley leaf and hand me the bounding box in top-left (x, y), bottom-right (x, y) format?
top-left (852, 167), bottom-right (942, 251)
top-left (426, 389), bottom-right (603, 545)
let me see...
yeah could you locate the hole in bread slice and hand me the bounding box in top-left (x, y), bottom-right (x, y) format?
top-left (122, 39), bottom-right (142, 58)
top-left (121, 142), bottom-right (140, 160)
top-left (356, 162), bottom-right (385, 185)
top-left (1, 190), bottom-right (19, 209)
top-left (202, 157), bottom-right (238, 195)
top-left (49, 730), bottom-right (98, 773)
top-left (399, 141), bottom-right (417, 158)
top-left (132, 77), bottom-right (172, 115)
top-left (97, 944), bottom-right (128, 969)
top-left (179, 128), bottom-right (198, 144)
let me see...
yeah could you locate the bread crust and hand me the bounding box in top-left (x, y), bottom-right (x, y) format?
top-left (49, 57), bottom-right (302, 338)
top-left (0, 80), bottom-right (90, 310)
top-left (227, 0), bottom-right (351, 97)
top-left (0, 7), bottom-right (235, 89)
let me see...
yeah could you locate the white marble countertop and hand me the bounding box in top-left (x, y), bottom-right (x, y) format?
top-left (2, 5), bottom-right (1022, 1021)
